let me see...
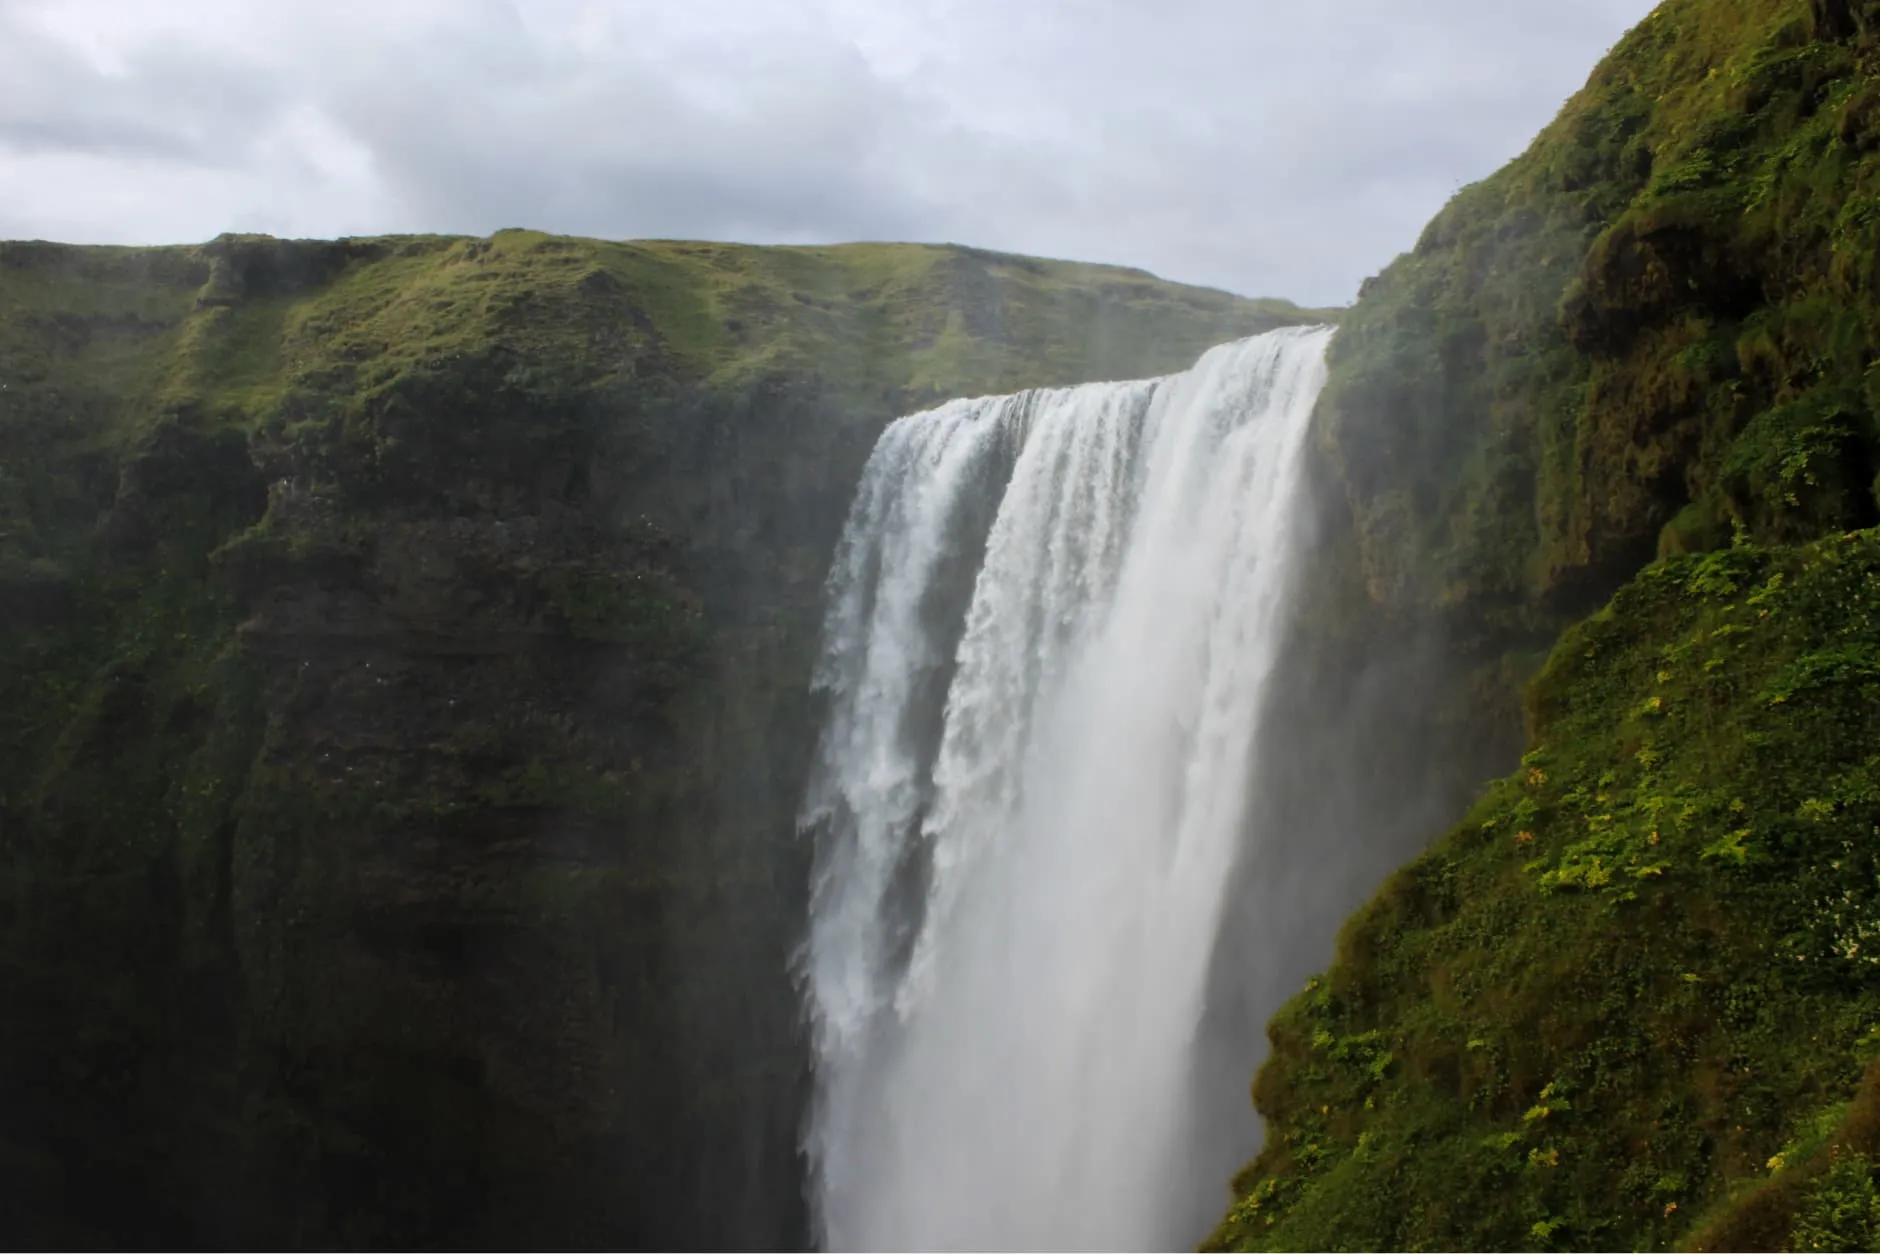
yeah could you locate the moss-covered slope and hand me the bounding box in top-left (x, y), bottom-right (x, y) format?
top-left (0, 230), bottom-right (1314, 1248)
top-left (1319, 0), bottom-right (1880, 644)
top-left (1211, 1), bottom-right (1880, 1249)
top-left (1212, 536), bottom-right (1880, 1251)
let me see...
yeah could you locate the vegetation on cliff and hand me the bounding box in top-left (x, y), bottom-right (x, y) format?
top-left (0, 230), bottom-right (1314, 1247)
top-left (1212, 0), bottom-right (1880, 1248)
top-left (1318, 0), bottom-right (1880, 640)
top-left (1212, 535), bottom-right (1880, 1251)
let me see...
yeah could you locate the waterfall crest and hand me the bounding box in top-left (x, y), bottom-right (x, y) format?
top-left (800, 325), bottom-right (1334, 1251)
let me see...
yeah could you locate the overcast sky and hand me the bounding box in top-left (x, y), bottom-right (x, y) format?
top-left (1, 0), bottom-right (1658, 306)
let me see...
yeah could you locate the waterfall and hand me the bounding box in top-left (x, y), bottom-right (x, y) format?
top-left (799, 325), bottom-right (1334, 1251)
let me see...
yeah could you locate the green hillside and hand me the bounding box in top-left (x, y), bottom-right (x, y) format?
top-left (1210, 1), bottom-right (1880, 1248)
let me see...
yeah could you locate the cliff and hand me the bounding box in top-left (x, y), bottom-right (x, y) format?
top-left (1208, 0), bottom-right (1880, 1248)
top-left (0, 230), bottom-right (1318, 1248)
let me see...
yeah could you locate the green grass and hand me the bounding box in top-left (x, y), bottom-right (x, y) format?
top-left (1210, 531), bottom-right (1880, 1252)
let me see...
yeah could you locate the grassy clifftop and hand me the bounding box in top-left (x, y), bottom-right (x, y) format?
top-left (0, 228), bottom-right (1310, 423)
top-left (1, 231), bottom-right (1317, 602)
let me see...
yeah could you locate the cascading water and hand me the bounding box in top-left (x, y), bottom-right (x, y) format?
top-left (799, 325), bottom-right (1334, 1251)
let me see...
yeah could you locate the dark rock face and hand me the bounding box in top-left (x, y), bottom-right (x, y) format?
top-left (5, 369), bottom-right (862, 1250)
top-left (223, 490), bottom-right (801, 1248)
top-left (1806, 0), bottom-right (1880, 39)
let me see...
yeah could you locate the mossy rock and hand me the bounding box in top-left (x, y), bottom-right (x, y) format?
top-left (1315, 0), bottom-right (1880, 650)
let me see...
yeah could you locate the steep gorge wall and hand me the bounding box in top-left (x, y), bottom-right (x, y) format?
top-left (1209, 1), bottom-right (1880, 1247)
top-left (0, 231), bottom-right (1315, 1248)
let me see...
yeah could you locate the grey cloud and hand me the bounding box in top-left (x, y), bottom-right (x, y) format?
top-left (0, 10), bottom-right (283, 163)
top-left (0, 0), bottom-right (1659, 306)
top-left (313, 27), bottom-right (942, 245)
